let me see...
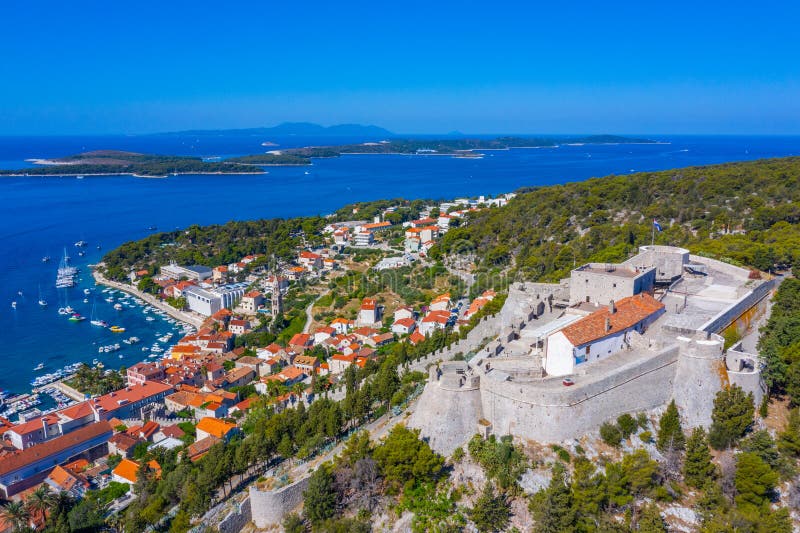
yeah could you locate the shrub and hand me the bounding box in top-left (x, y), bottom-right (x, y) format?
top-left (617, 414), bottom-right (638, 438)
top-left (639, 431), bottom-right (653, 443)
top-left (600, 422), bottom-right (623, 447)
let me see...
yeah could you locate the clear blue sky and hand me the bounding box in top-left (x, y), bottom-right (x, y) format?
top-left (1, 0), bottom-right (798, 135)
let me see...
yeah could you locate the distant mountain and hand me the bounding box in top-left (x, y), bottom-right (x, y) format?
top-left (164, 122), bottom-right (395, 137)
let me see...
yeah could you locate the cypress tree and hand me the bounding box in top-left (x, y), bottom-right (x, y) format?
top-left (469, 482), bottom-right (510, 533)
top-left (777, 408), bottom-right (800, 457)
top-left (683, 427), bottom-right (715, 489)
top-left (303, 465), bottom-right (337, 525)
top-left (657, 400), bottom-right (685, 452)
top-left (709, 385), bottom-right (755, 450)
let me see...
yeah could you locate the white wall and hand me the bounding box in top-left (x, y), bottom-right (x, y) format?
top-left (544, 331), bottom-right (575, 376)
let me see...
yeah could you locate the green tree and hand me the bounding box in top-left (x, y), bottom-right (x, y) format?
top-left (571, 457), bottom-right (607, 532)
top-left (734, 452), bottom-right (778, 515)
top-left (683, 427), bottom-right (715, 489)
top-left (599, 422), bottom-right (623, 447)
top-left (617, 413), bottom-right (638, 439)
top-left (637, 503), bottom-right (667, 532)
top-left (303, 464), bottom-right (337, 525)
top-left (530, 462), bottom-right (575, 533)
top-left (373, 426), bottom-right (443, 492)
top-left (656, 400), bottom-right (685, 452)
top-left (621, 449), bottom-right (660, 498)
top-left (709, 385), bottom-right (755, 450)
top-left (0, 501), bottom-right (30, 532)
top-left (469, 482), bottom-right (510, 533)
top-left (282, 513), bottom-right (305, 533)
top-left (777, 408), bottom-right (800, 457)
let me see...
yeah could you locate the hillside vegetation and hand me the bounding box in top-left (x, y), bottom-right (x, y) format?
top-left (434, 157), bottom-right (800, 280)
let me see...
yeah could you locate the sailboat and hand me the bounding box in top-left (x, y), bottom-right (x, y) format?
top-left (38, 285), bottom-right (47, 307)
top-left (90, 300), bottom-right (109, 328)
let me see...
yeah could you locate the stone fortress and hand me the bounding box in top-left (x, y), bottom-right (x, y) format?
top-left (409, 245), bottom-right (774, 455)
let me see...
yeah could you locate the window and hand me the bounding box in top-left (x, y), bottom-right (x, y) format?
top-left (586, 344), bottom-right (591, 355)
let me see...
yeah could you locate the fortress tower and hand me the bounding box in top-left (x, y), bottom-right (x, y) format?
top-left (672, 333), bottom-right (726, 428)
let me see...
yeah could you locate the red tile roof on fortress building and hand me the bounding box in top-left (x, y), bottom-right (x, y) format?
top-left (561, 293), bottom-right (664, 347)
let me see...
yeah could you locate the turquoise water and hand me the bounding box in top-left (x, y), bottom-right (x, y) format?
top-left (0, 134), bottom-right (798, 396)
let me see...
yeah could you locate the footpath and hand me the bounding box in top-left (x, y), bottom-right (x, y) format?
top-left (92, 268), bottom-right (204, 329)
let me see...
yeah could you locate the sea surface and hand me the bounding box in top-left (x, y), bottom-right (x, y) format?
top-left (0, 133), bottom-right (798, 399)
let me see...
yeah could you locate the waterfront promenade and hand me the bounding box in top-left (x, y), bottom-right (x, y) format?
top-left (92, 268), bottom-right (204, 329)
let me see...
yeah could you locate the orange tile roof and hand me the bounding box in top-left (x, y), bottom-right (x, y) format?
top-left (112, 458), bottom-right (141, 484)
top-left (393, 317), bottom-right (416, 328)
top-left (409, 331), bottom-right (426, 345)
top-left (90, 382), bottom-right (173, 414)
top-left (196, 417), bottom-right (237, 439)
top-left (187, 435), bottom-right (220, 461)
top-left (289, 333), bottom-right (311, 346)
top-left (560, 293), bottom-right (664, 346)
top-left (423, 310), bottom-right (451, 324)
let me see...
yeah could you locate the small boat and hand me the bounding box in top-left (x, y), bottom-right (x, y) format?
top-left (65, 306), bottom-right (75, 314)
top-left (74, 241), bottom-right (87, 248)
top-left (109, 326), bottom-right (125, 333)
top-left (17, 290), bottom-right (23, 297)
top-left (68, 313), bottom-right (86, 322)
top-left (83, 289), bottom-right (91, 295)
top-left (39, 299), bottom-right (47, 307)
top-left (96, 245), bottom-right (101, 250)
top-left (147, 226), bottom-right (157, 231)
top-left (76, 176), bottom-right (85, 180)
top-left (113, 303), bottom-right (123, 311)
top-left (11, 301), bottom-right (16, 309)
top-left (57, 307), bottom-right (68, 315)
top-left (82, 298), bottom-right (89, 304)
top-left (42, 256), bottom-right (51, 263)
top-left (91, 320), bottom-right (109, 328)
top-left (33, 363), bottom-right (45, 371)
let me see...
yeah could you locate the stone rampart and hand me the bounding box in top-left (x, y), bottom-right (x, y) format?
top-left (479, 345), bottom-right (679, 442)
top-left (699, 278), bottom-right (773, 333)
top-left (672, 334), bottom-right (726, 428)
top-left (250, 475), bottom-right (311, 529)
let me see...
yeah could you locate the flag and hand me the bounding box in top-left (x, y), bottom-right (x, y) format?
top-left (653, 219), bottom-right (663, 232)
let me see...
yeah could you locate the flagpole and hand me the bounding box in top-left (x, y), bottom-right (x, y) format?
top-left (651, 222), bottom-right (655, 246)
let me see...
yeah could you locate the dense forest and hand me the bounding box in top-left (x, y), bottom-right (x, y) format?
top-left (434, 157), bottom-right (800, 280)
top-left (0, 150), bottom-right (264, 177)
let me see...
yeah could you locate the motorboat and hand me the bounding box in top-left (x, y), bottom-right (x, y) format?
top-left (114, 303), bottom-right (123, 311)
top-left (110, 326), bottom-right (125, 333)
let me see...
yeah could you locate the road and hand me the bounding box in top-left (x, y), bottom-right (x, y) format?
top-left (302, 292), bottom-right (327, 334)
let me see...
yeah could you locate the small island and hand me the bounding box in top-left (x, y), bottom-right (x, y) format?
top-left (0, 150), bottom-right (275, 177)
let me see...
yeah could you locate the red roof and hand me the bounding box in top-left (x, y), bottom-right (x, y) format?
top-left (560, 293), bottom-right (664, 346)
top-left (422, 310), bottom-right (450, 324)
top-left (393, 317), bottom-right (416, 328)
top-left (289, 333), bottom-right (312, 347)
top-left (409, 331), bottom-right (426, 345)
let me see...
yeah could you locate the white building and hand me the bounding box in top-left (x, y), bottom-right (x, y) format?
top-left (185, 283), bottom-right (248, 316)
top-left (160, 263), bottom-right (213, 281)
top-left (544, 293), bottom-right (665, 377)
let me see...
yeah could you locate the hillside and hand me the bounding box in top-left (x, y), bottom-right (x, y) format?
top-left (164, 122), bottom-right (395, 137)
top-left (434, 156), bottom-right (800, 282)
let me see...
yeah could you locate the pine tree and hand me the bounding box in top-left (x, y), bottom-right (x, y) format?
top-left (733, 452), bottom-right (778, 516)
top-left (469, 482), bottom-right (510, 533)
top-left (637, 503), bottom-right (667, 532)
top-left (683, 427), bottom-right (715, 489)
top-left (530, 462), bottom-right (575, 533)
top-left (709, 385), bottom-right (755, 450)
top-left (657, 400), bottom-right (685, 452)
top-left (303, 464), bottom-right (337, 525)
top-left (777, 408), bottom-right (800, 457)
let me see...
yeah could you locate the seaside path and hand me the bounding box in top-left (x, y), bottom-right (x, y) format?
top-left (92, 269), bottom-right (204, 328)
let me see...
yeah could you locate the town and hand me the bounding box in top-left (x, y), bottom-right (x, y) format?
top-left (0, 194), bottom-right (514, 513)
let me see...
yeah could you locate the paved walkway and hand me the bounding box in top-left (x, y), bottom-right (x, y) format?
top-left (92, 268), bottom-right (204, 328)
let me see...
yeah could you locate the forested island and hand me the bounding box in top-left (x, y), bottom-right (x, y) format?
top-left (0, 150), bottom-right (269, 177)
top-left (228, 134), bottom-right (657, 165)
top-left (0, 135), bottom-right (657, 176)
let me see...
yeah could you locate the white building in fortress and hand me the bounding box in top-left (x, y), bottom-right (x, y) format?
top-left (409, 245), bottom-right (773, 455)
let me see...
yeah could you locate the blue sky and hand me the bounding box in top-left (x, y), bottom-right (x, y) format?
top-left (1, 1), bottom-right (798, 135)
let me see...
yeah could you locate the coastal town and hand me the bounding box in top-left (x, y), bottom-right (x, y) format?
top-left (0, 194), bottom-right (514, 514)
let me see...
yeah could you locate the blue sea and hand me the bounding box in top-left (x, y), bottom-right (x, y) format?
top-left (0, 133), bottom-right (798, 398)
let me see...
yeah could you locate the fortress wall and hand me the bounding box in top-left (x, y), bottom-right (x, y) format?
top-left (250, 475), bottom-right (311, 529)
top-left (672, 334), bottom-right (725, 428)
top-left (700, 279), bottom-right (774, 334)
top-left (688, 254), bottom-right (752, 280)
top-left (407, 381), bottom-right (484, 456)
top-left (480, 346), bottom-right (679, 442)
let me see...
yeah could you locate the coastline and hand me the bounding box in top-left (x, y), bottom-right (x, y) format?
top-left (0, 170), bottom-right (268, 178)
top-left (92, 268), bottom-right (204, 329)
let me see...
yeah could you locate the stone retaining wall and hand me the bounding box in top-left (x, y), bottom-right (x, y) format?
top-left (250, 475), bottom-right (311, 529)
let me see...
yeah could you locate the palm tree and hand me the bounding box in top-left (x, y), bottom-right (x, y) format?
top-left (25, 484), bottom-right (52, 528)
top-left (0, 500), bottom-right (30, 532)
